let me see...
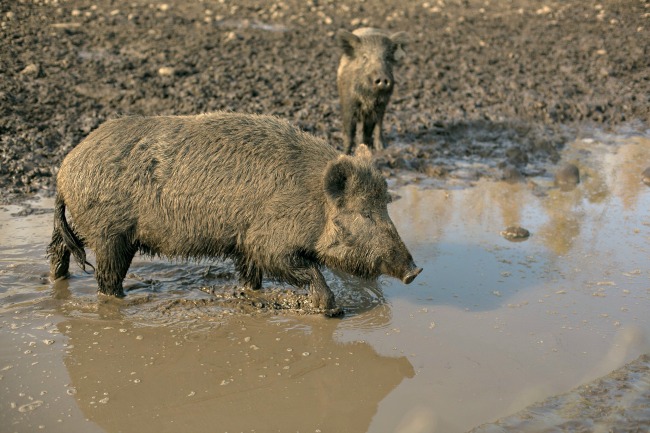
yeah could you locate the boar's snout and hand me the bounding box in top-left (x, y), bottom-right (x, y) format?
top-left (401, 265), bottom-right (422, 285)
top-left (373, 75), bottom-right (392, 91)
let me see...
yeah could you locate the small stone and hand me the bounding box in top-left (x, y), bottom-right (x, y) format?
top-left (500, 226), bottom-right (530, 242)
top-left (20, 64), bottom-right (40, 76)
top-left (158, 67), bottom-right (175, 77)
top-left (224, 31), bottom-right (240, 42)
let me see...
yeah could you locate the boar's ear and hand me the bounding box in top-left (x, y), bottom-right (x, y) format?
top-left (354, 144), bottom-right (373, 161)
top-left (336, 30), bottom-right (361, 57)
top-left (324, 156), bottom-right (355, 207)
top-left (390, 31), bottom-right (408, 62)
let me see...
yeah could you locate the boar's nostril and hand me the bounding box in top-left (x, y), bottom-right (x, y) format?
top-left (374, 78), bottom-right (391, 89)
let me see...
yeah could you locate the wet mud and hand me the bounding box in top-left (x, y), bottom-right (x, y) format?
top-left (1, 0), bottom-right (649, 202)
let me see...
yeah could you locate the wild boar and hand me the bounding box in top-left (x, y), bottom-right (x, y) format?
top-left (47, 112), bottom-right (422, 315)
top-left (336, 27), bottom-right (408, 154)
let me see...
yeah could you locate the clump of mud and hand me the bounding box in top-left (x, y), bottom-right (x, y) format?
top-left (58, 284), bottom-right (337, 329)
top-left (200, 285), bottom-right (317, 314)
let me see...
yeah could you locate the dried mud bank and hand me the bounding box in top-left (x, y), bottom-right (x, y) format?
top-left (1, 0), bottom-right (649, 202)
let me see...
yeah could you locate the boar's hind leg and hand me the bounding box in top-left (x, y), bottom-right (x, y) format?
top-left (94, 235), bottom-right (137, 298)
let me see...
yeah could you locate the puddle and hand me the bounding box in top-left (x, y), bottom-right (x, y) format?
top-left (0, 134), bottom-right (649, 432)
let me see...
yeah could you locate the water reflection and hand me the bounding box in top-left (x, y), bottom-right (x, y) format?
top-left (59, 314), bottom-right (414, 433)
top-left (392, 137), bottom-right (650, 260)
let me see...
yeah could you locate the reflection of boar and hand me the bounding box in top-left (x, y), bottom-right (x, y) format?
top-left (48, 112), bottom-right (421, 315)
top-left (337, 28), bottom-right (408, 154)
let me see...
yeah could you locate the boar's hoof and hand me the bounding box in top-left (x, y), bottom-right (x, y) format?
top-left (97, 288), bottom-right (126, 298)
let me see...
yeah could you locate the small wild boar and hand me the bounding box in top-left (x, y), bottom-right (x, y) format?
top-left (336, 27), bottom-right (408, 154)
top-left (48, 112), bottom-right (422, 315)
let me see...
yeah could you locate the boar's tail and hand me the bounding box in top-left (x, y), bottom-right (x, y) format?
top-left (52, 194), bottom-right (95, 273)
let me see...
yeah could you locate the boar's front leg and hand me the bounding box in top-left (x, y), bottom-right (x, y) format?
top-left (362, 116), bottom-right (377, 151)
top-left (363, 112), bottom-right (386, 151)
top-left (372, 117), bottom-right (385, 151)
top-left (94, 235), bottom-right (137, 298)
top-left (288, 264), bottom-right (341, 316)
top-left (307, 268), bottom-right (344, 317)
top-left (237, 260), bottom-right (263, 291)
top-left (341, 107), bottom-right (357, 155)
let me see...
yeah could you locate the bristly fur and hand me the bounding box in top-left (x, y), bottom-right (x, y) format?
top-left (49, 112), bottom-right (418, 310)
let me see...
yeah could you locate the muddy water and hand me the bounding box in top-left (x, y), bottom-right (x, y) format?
top-left (1, 135), bottom-right (649, 433)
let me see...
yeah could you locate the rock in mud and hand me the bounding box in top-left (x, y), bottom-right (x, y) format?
top-left (500, 226), bottom-right (530, 242)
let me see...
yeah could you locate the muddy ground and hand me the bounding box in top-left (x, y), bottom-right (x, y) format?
top-left (1, 0), bottom-right (648, 202)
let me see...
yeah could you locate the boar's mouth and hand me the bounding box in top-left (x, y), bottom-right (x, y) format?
top-left (401, 267), bottom-right (423, 285)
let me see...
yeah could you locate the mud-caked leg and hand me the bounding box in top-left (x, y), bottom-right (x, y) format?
top-left (305, 267), bottom-right (337, 312)
top-left (94, 236), bottom-right (136, 298)
top-left (237, 260), bottom-right (263, 291)
top-left (47, 229), bottom-right (71, 279)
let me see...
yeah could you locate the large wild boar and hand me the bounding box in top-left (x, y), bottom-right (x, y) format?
top-left (48, 112), bottom-right (422, 315)
top-left (336, 27), bottom-right (408, 154)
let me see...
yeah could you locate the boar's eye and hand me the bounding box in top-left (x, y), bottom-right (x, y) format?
top-left (361, 210), bottom-right (374, 221)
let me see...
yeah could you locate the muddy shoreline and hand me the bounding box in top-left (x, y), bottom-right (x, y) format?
top-left (1, 0), bottom-right (648, 203)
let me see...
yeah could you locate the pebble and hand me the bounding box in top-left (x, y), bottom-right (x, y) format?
top-left (158, 67), bottom-right (175, 77)
top-left (20, 64), bottom-right (40, 76)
